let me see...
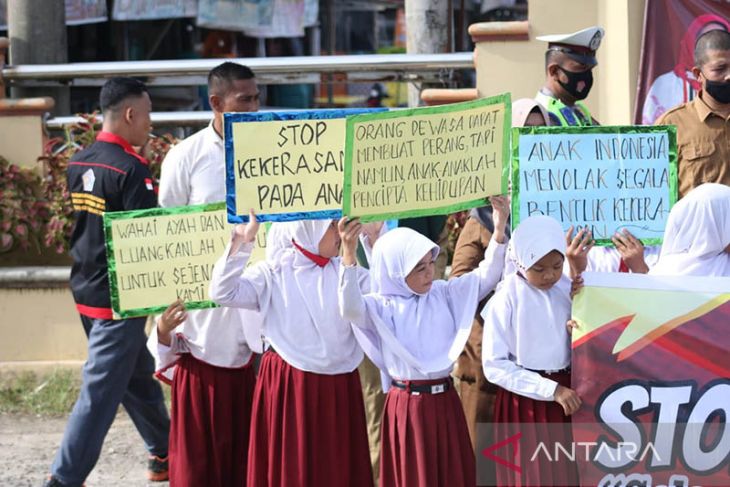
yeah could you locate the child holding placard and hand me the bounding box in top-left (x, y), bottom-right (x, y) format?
top-left (209, 215), bottom-right (373, 487)
top-left (566, 226), bottom-right (661, 275)
top-left (481, 215), bottom-right (580, 487)
top-left (337, 196), bottom-right (509, 487)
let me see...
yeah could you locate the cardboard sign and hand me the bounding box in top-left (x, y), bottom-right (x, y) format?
top-left (512, 125), bottom-right (678, 244)
top-left (224, 109), bottom-right (384, 223)
top-left (342, 94), bottom-right (511, 222)
top-left (104, 202), bottom-right (266, 318)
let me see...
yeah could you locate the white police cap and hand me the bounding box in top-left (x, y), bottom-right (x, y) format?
top-left (536, 26), bottom-right (604, 65)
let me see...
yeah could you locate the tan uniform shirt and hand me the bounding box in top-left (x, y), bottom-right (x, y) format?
top-left (656, 93), bottom-right (730, 198)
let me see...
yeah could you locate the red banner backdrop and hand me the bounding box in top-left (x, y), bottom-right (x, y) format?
top-left (571, 272), bottom-right (730, 487)
top-left (635, 0), bottom-right (730, 125)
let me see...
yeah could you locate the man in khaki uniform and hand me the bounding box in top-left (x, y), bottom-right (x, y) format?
top-left (656, 29), bottom-right (730, 197)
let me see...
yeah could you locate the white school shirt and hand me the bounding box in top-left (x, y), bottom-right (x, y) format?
top-left (340, 238), bottom-right (507, 390)
top-left (147, 123), bottom-right (256, 374)
top-left (481, 273), bottom-right (572, 401)
top-left (210, 242), bottom-right (368, 375)
top-left (586, 245), bottom-right (661, 273)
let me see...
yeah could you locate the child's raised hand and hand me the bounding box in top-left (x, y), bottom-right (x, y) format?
top-left (612, 229), bottom-right (649, 274)
top-left (554, 385), bottom-right (582, 416)
top-left (233, 209), bottom-right (260, 244)
top-left (489, 195), bottom-right (510, 244)
top-left (566, 226), bottom-right (594, 278)
top-left (338, 217), bottom-right (362, 266)
top-left (157, 299), bottom-right (187, 346)
top-left (566, 319), bottom-right (580, 334)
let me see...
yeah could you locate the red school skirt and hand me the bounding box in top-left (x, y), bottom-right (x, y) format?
top-left (246, 350), bottom-right (373, 487)
top-left (169, 353), bottom-right (256, 487)
top-left (493, 370), bottom-right (579, 487)
top-left (380, 377), bottom-right (476, 487)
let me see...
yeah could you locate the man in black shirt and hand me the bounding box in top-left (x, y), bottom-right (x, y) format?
top-left (45, 78), bottom-right (170, 487)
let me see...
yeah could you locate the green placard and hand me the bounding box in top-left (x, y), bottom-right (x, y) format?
top-left (342, 94), bottom-right (512, 222)
top-left (510, 125), bottom-right (678, 246)
top-left (103, 202), bottom-right (267, 318)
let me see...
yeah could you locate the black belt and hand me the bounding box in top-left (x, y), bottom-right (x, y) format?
top-left (526, 367), bottom-right (571, 375)
top-left (391, 378), bottom-right (452, 395)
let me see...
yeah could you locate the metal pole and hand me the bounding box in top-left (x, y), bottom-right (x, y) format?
top-left (326, 0), bottom-right (336, 107)
top-left (7, 0), bottom-right (69, 115)
top-left (405, 0), bottom-right (452, 108)
top-left (1, 53), bottom-right (473, 82)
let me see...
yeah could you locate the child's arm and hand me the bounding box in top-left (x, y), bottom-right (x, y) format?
top-left (338, 217), bottom-right (370, 327)
top-left (156, 299), bottom-right (187, 346)
top-left (209, 210), bottom-right (264, 309)
top-left (554, 385), bottom-right (582, 416)
top-left (449, 195), bottom-right (509, 299)
top-left (482, 292), bottom-right (561, 402)
top-left (450, 217), bottom-right (489, 279)
top-left (565, 226), bottom-right (594, 279)
top-left (146, 300), bottom-right (190, 372)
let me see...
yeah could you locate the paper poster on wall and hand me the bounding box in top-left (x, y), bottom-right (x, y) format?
top-left (104, 202), bottom-right (267, 319)
top-left (112, 0), bottom-right (196, 21)
top-left (224, 108), bottom-right (385, 223)
top-left (342, 94), bottom-right (511, 222)
top-left (196, 0), bottom-right (271, 31)
top-left (511, 125), bottom-right (678, 245)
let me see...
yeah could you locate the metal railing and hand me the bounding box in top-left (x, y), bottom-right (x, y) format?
top-left (3, 52), bottom-right (473, 87)
top-left (0, 266), bottom-right (70, 287)
top-left (46, 111), bottom-right (215, 129)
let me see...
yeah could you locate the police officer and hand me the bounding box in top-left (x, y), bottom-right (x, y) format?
top-left (535, 26), bottom-right (604, 126)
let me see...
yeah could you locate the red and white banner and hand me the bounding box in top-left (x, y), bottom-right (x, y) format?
top-left (572, 272), bottom-right (730, 486)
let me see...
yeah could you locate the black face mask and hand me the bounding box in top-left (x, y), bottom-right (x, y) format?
top-left (556, 66), bottom-right (593, 101)
top-left (704, 78), bottom-right (730, 104)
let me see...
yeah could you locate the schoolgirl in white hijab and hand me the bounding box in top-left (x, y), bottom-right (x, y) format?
top-left (651, 183), bottom-right (730, 277)
top-left (481, 214), bottom-right (580, 486)
top-left (209, 213), bottom-right (373, 487)
top-left (338, 196), bottom-right (509, 487)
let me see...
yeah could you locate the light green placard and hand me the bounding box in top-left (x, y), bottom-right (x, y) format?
top-left (343, 94), bottom-right (512, 222)
top-left (510, 125), bottom-right (678, 246)
top-left (103, 202), bottom-right (267, 318)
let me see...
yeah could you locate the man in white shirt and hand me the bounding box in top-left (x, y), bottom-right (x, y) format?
top-left (150, 62), bottom-right (261, 487)
top-left (159, 62), bottom-right (260, 207)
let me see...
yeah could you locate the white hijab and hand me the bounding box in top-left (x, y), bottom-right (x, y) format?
top-left (370, 227), bottom-right (439, 296)
top-left (506, 215), bottom-right (566, 276)
top-left (651, 183), bottom-right (730, 277)
top-left (355, 228), bottom-right (481, 388)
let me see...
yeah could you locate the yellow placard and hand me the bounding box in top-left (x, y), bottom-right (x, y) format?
top-left (230, 118), bottom-right (345, 217)
top-left (105, 205), bottom-right (266, 318)
top-left (343, 95), bottom-right (511, 221)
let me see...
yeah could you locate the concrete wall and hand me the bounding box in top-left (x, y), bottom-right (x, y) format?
top-left (474, 0), bottom-right (647, 125)
top-left (0, 287), bottom-right (86, 370)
